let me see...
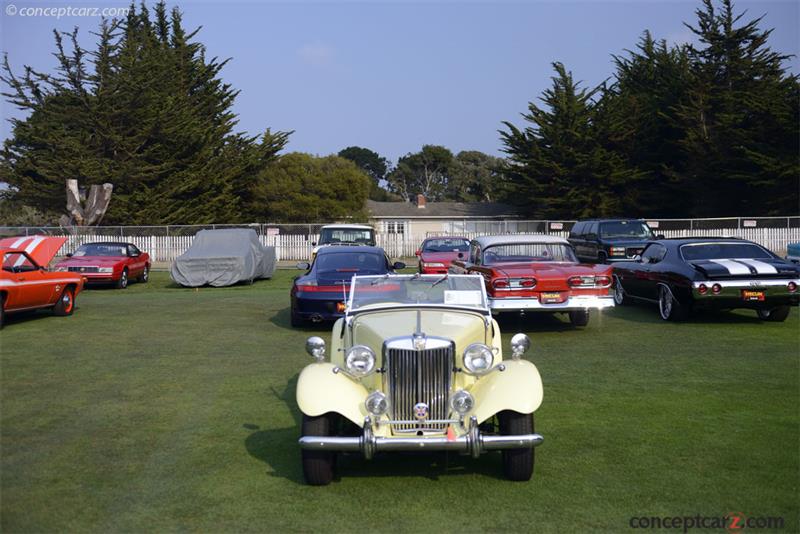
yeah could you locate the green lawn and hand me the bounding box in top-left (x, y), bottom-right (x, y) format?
top-left (1, 271), bottom-right (798, 532)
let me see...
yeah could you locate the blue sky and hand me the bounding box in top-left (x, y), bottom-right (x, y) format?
top-left (1, 0), bottom-right (798, 164)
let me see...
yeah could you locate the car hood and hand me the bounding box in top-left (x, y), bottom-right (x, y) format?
top-left (0, 235), bottom-right (67, 266)
top-left (420, 252), bottom-right (463, 263)
top-left (57, 256), bottom-right (126, 267)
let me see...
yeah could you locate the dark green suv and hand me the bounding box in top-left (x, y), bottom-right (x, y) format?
top-left (568, 219), bottom-right (660, 263)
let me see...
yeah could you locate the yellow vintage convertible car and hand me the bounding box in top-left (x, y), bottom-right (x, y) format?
top-left (296, 273), bottom-right (545, 485)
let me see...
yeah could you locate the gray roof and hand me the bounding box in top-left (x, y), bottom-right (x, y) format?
top-left (366, 200), bottom-right (519, 219)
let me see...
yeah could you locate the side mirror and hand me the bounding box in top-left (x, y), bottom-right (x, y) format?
top-left (131, 252), bottom-right (140, 258)
top-left (311, 242), bottom-right (316, 247)
top-left (65, 253), bottom-right (73, 258)
top-left (510, 333), bottom-right (531, 360)
top-left (415, 250), bottom-right (421, 256)
top-left (633, 255), bottom-right (642, 262)
top-left (457, 252), bottom-right (464, 259)
top-left (296, 261), bottom-right (310, 270)
top-left (393, 261), bottom-right (406, 270)
top-left (656, 234), bottom-right (665, 239)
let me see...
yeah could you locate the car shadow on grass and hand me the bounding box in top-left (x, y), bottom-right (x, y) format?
top-left (494, 312), bottom-right (582, 333)
top-left (608, 304), bottom-right (770, 324)
top-left (269, 307), bottom-right (332, 334)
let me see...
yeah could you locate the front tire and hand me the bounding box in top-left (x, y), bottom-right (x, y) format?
top-left (53, 287), bottom-right (75, 316)
top-left (613, 279), bottom-right (626, 305)
top-left (568, 309), bottom-right (590, 327)
top-left (658, 285), bottom-right (688, 321)
top-left (138, 265), bottom-right (150, 283)
top-left (498, 411), bottom-right (534, 481)
top-left (301, 413), bottom-right (338, 486)
top-left (116, 268), bottom-right (129, 289)
top-left (757, 306), bottom-right (791, 322)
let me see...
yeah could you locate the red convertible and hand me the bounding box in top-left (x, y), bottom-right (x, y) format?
top-left (0, 236), bottom-right (85, 329)
top-left (55, 241), bottom-right (150, 288)
top-left (415, 236), bottom-right (470, 274)
top-left (449, 235), bottom-right (615, 326)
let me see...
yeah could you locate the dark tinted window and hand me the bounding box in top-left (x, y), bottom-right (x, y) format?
top-left (680, 243), bottom-right (772, 261)
top-left (642, 243), bottom-right (666, 263)
top-left (74, 244), bottom-right (127, 256)
top-left (315, 252), bottom-right (386, 274)
top-left (422, 238), bottom-right (470, 252)
top-left (570, 222), bottom-right (585, 237)
top-left (587, 222), bottom-right (598, 237)
top-left (599, 221), bottom-right (653, 239)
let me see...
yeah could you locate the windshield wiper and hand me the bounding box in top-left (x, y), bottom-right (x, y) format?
top-left (431, 274), bottom-right (448, 288)
top-left (370, 274), bottom-right (390, 286)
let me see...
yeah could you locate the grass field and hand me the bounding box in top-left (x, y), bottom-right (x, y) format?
top-left (1, 270), bottom-right (798, 532)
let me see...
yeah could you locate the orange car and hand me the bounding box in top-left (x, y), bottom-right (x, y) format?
top-left (0, 236), bottom-right (85, 329)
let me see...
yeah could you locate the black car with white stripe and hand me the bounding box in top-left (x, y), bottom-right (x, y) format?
top-left (612, 238), bottom-right (799, 322)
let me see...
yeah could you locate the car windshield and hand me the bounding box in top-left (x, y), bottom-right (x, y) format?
top-left (599, 221), bottom-right (653, 239)
top-left (315, 252), bottom-right (386, 274)
top-left (349, 274), bottom-right (488, 311)
top-left (73, 244), bottom-right (127, 257)
top-left (680, 243), bottom-right (773, 261)
top-left (422, 238), bottom-right (470, 253)
top-left (483, 243), bottom-right (577, 264)
top-left (319, 228), bottom-right (375, 246)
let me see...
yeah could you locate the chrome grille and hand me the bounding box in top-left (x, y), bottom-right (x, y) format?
top-left (384, 339), bottom-right (454, 434)
top-left (68, 266), bottom-right (99, 273)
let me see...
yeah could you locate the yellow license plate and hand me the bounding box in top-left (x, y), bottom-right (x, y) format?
top-left (539, 292), bottom-right (565, 303)
top-left (741, 290), bottom-right (765, 301)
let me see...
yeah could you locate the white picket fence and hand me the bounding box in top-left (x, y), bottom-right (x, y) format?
top-left (44, 226), bottom-right (800, 264)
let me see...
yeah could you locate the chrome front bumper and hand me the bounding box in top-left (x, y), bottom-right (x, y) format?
top-left (298, 416), bottom-right (543, 460)
top-left (488, 294), bottom-right (615, 313)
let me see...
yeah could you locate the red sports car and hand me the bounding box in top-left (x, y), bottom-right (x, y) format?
top-left (416, 236), bottom-right (470, 274)
top-left (450, 234), bottom-right (615, 326)
top-left (0, 236), bottom-right (85, 329)
top-left (55, 241), bottom-right (150, 288)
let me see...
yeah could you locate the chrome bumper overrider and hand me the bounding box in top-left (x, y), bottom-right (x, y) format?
top-left (488, 295), bottom-right (615, 313)
top-left (298, 416), bottom-right (543, 460)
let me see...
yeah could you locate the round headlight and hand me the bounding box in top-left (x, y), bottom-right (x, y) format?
top-left (365, 391), bottom-right (388, 416)
top-left (463, 343), bottom-right (494, 375)
top-left (305, 336), bottom-right (326, 361)
top-left (450, 390), bottom-right (474, 415)
top-left (510, 333), bottom-right (531, 359)
top-left (345, 345), bottom-right (376, 376)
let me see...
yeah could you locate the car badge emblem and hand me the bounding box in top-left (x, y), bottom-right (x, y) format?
top-left (413, 402), bottom-right (429, 421)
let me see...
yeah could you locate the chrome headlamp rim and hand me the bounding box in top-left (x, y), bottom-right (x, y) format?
top-left (345, 344), bottom-right (377, 377)
top-left (462, 342), bottom-right (494, 375)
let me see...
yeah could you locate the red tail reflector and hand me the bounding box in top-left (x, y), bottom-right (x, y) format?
top-left (788, 282), bottom-right (797, 293)
top-left (698, 283), bottom-right (708, 295)
top-left (492, 279), bottom-right (509, 289)
top-left (712, 283), bottom-right (722, 295)
top-left (520, 278), bottom-right (537, 288)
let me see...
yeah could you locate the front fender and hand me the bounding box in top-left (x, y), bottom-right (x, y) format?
top-left (296, 363), bottom-right (368, 426)
top-left (470, 359), bottom-right (543, 424)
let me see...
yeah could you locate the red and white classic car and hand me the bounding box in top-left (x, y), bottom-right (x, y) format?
top-left (0, 236), bottom-right (85, 329)
top-left (449, 235), bottom-right (615, 326)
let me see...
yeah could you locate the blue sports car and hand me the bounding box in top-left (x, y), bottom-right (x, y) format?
top-left (290, 246), bottom-right (405, 326)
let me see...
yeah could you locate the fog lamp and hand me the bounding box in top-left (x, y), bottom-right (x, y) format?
top-left (450, 390), bottom-right (475, 415)
top-left (365, 391), bottom-right (388, 416)
top-left (305, 336), bottom-right (326, 362)
top-left (510, 333), bottom-right (531, 360)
